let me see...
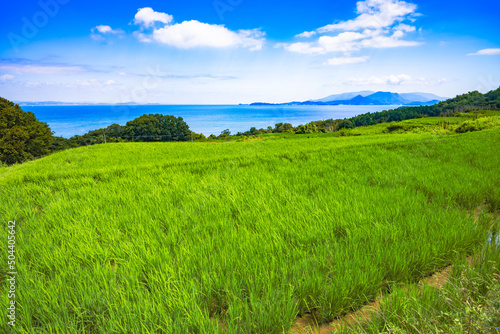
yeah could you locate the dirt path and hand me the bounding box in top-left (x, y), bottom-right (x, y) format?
top-left (290, 259), bottom-right (468, 334)
top-left (291, 208), bottom-right (499, 334)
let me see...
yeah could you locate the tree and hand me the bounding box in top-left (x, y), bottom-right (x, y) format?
top-left (338, 119), bottom-right (354, 129)
top-left (124, 114), bottom-right (191, 142)
top-left (0, 97), bottom-right (53, 165)
top-left (294, 124), bottom-right (306, 134)
top-left (274, 122), bottom-right (294, 133)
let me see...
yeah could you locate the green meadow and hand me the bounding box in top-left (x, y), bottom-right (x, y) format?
top-left (1, 118), bottom-right (500, 333)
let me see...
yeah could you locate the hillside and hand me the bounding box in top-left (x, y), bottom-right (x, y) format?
top-left (1, 120), bottom-right (499, 333)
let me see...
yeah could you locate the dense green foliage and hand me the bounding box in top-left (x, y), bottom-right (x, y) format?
top-left (0, 97), bottom-right (53, 165)
top-left (1, 128), bottom-right (499, 333)
top-left (51, 114), bottom-right (192, 150)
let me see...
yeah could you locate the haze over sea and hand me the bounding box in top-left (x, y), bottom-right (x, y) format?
top-left (23, 104), bottom-right (401, 138)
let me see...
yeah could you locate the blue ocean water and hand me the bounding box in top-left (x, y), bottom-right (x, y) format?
top-left (23, 104), bottom-right (401, 138)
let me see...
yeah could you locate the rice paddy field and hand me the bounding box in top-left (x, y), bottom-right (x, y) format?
top-left (1, 120), bottom-right (500, 333)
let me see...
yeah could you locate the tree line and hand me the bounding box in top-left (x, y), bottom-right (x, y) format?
top-left (1, 87), bottom-right (499, 165)
top-left (226, 87), bottom-right (500, 137)
top-left (0, 106), bottom-right (192, 165)
top-left (50, 114), bottom-right (192, 152)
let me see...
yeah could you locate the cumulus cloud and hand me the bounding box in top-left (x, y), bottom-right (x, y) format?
top-left (91, 25), bottom-right (123, 35)
top-left (325, 56), bottom-right (369, 66)
top-left (153, 21), bottom-right (264, 50)
top-left (134, 7), bottom-right (173, 28)
top-left (283, 0), bottom-right (421, 61)
top-left (95, 25), bottom-right (112, 34)
top-left (296, 31), bottom-right (316, 38)
top-left (0, 74), bottom-right (15, 81)
top-left (318, 0), bottom-right (417, 32)
top-left (154, 21), bottom-right (259, 49)
top-left (467, 48), bottom-right (500, 56)
top-left (91, 25), bottom-right (124, 41)
top-left (132, 8), bottom-right (265, 50)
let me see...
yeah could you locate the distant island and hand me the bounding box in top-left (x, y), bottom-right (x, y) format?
top-left (249, 91), bottom-right (447, 107)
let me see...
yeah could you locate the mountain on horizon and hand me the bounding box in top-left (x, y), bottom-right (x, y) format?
top-left (311, 91), bottom-right (375, 102)
top-left (313, 91), bottom-right (447, 104)
top-left (250, 91), bottom-right (448, 106)
top-left (366, 92), bottom-right (411, 105)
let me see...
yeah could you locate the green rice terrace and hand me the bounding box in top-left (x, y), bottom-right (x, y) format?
top-left (1, 111), bottom-right (500, 333)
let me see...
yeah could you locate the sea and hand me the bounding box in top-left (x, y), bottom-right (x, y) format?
top-left (22, 104), bottom-right (402, 138)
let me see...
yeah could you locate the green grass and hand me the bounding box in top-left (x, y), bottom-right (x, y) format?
top-left (1, 123), bottom-right (499, 333)
top-left (341, 239), bottom-right (500, 334)
top-left (348, 111), bottom-right (500, 136)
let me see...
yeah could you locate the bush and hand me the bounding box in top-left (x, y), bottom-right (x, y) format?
top-left (455, 116), bottom-right (500, 133)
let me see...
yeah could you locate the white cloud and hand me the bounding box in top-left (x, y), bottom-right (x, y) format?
top-left (394, 23), bottom-right (416, 32)
top-left (152, 20), bottom-right (265, 50)
top-left (319, 31), bottom-right (367, 52)
top-left (91, 25), bottom-right (123, 35)
top-left (0, 74), bottom-right (15, 81)
top-left (129, 8), bottom-right (265, 50)
top-left (284, 31), bottom-right (367, 55)
top-left (325, 56), bottom-right (369, 66)
top-left (467, 48), bottom-right (500, 56)
top-left (284, 0), bottom-right (421, 61)
top-left (95, 25), bottom-right (112, 34)
top-left (282, 42), bottom-right (325, 55)
top-left (90, 25), bottom-right (124, 41)
top-left (360, 34), bottom-right (421, 48)
top-left (296, 31), bottom-right (316, 38)
top-left (134, 7), bottom-right (173, 28)
top-left (318, 0), bottom-right (418, 32)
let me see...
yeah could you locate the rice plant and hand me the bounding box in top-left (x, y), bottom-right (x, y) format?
top-left (1, 129), bottom-right (499, 333)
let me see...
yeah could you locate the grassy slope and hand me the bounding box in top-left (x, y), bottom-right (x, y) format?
top-left (347, 110), bottom-right (500, 136)
top-left (1, 120), bottom-right (500, 333)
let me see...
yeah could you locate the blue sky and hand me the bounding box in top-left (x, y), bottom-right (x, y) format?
top-left (0, 0), bottom-right (499, 104)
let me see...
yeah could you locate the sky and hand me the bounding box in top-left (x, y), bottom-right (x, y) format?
top-left (0, 0), bottom-right (499, 104)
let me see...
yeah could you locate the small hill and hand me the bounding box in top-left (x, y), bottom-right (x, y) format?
top-left (312, 91), bottom-right (375, 102)
top-left (365, 92), bottom-right (410, 105)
